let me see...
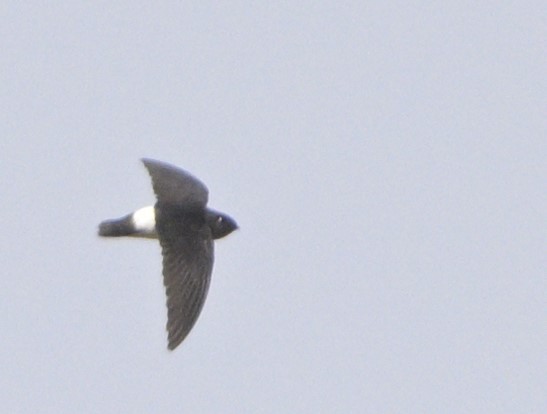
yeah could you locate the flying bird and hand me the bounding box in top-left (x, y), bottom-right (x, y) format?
top-left (98, 158), bottom-right (238, 350)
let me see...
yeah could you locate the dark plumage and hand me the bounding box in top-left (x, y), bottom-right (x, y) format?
top-left (99, 158), bottom-right (238, 350)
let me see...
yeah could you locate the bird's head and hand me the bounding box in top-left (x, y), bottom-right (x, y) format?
top-left (207, 211), bottom-right (238, 239)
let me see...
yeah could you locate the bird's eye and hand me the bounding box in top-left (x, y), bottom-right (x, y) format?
top-left (217, 216), bottom-right (223, 224)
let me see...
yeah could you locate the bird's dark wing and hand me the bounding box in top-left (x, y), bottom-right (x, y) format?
top-left (142, 158), bottom-right (208, 207)
top-left (156, 206), bottom-right (214, 350)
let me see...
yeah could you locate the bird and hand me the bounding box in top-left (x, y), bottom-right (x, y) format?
top-left (98, 158), bottom-right (238, 350)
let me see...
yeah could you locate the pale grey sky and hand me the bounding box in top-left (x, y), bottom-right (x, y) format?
top-left (1, 2), bottom-right (545, 413)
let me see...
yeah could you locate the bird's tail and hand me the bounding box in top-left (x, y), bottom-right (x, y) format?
top-left (98, 215), bottom-right (134, 237)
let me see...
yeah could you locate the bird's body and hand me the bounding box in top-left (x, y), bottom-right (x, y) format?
top-left (98, 159), bottom-right (237, 350)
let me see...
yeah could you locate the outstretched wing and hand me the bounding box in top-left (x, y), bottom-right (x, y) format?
top-left (156, 205), bottom-right (214, 350)
top-left (142, 158), bottom-right (208, 207)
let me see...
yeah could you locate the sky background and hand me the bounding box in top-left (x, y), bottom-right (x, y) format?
top-left (1, 2), bottom-right (545, 413)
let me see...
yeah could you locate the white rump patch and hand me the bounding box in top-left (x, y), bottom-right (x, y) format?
top-left (131, 206), bottom-right (157, 237)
